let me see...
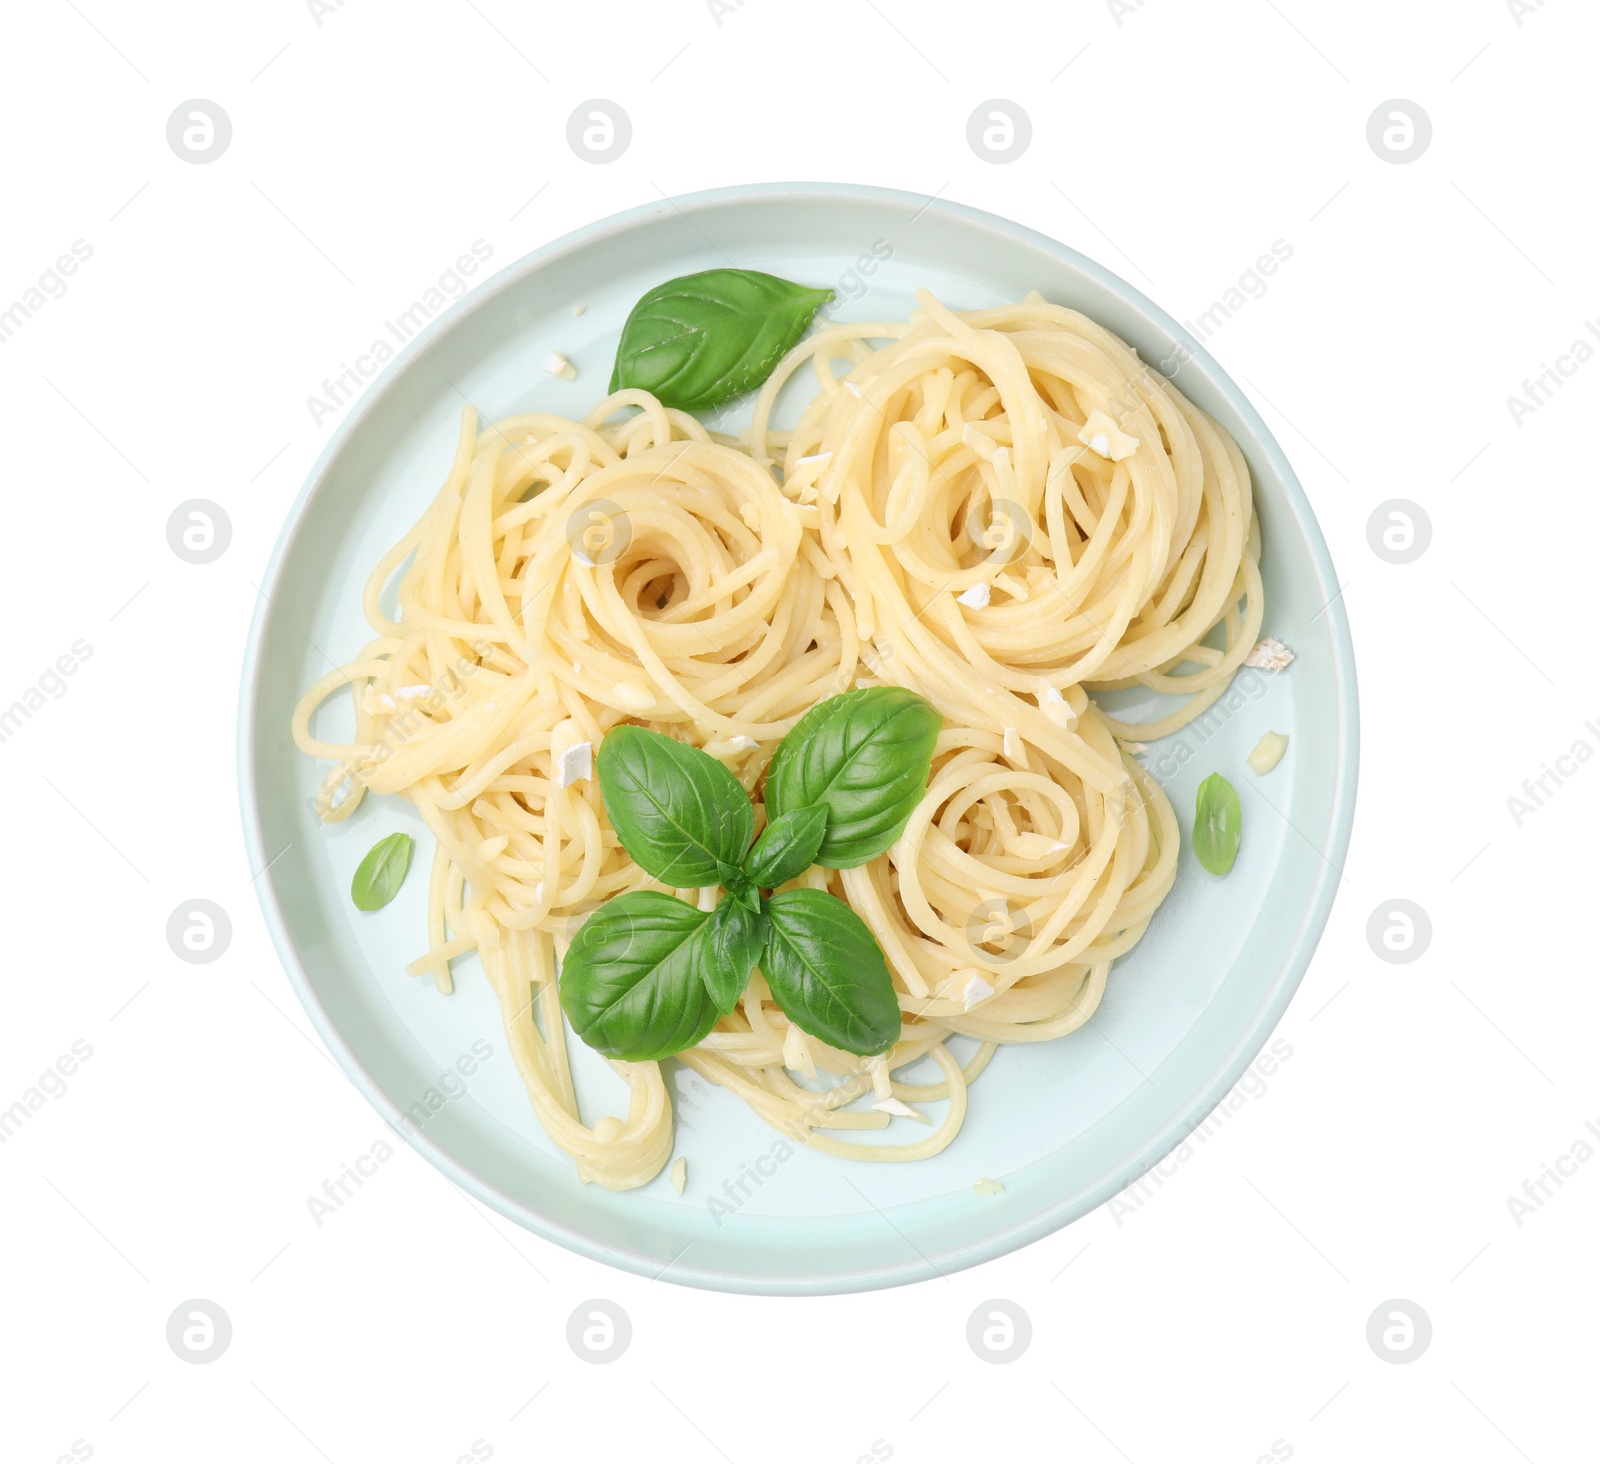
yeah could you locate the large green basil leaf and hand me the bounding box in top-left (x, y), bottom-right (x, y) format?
top-left (765, 688), bottom-right (941, 868)
top-left (558, 892), bottom-right (723, 1061)
top-left (597, 726), bottom-right (753, 889)
top-left (742, 805), bottom-right (828, 889)
top-left (609, 269), bottom-right (834, 411)
top-left (761, 889), bottom-right (902, 1056)
top-left (702, 897), bottom-right (765, 1014)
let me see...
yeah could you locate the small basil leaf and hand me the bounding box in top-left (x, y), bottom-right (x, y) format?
top-left (703, 898), bottom-right (765, 1014)
top-left (1193, 772), bottom-right (1242, 876)
top-left (558, 892), bottom-right (721, 1061)
top-left (766, 688), bottom-right (942, 868)
top-left (743, 805), bottom-right (828, 889)
top-left (761, 889), bottom-right (902, 1056)
top-left (609, 269), bottom-right (834, 411)
top-left (351, 832), bottom-right (413, 911)
top-left (598, 726), bottom-right (754, 889)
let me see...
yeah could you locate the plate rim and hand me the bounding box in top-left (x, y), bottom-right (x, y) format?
top-left (238, 180), bottom-right (1360, 1294)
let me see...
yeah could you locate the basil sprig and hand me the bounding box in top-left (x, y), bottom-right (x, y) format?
top-left (1193, 772), bottom-right (1242, 875)
top-left (609, 269), bottom-right (834, 411)
top-left (559, 689), bottom-right (940, 1062)
top-left (351, 832), bottom-right (413, 911)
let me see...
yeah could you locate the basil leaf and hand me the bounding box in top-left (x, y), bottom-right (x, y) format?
top-left (609, 269), bottom-right (834, 411)
top-left (598, 726), bottom-right (754, 889)
top-left (703, 897), bottom-right (765, 1014)
top-left (558, 892), bottom-right (722, 1061)
top-left (761, 889), bottom-right (902, 1056)
top-left (1193, 772), bottom-right (1242, 875)
top-left (351, 832), bottom-right (413, 911)
top-left (743, 805), bottom-right (828, 889)
top-left (765, 688), bottom-right (942, 868)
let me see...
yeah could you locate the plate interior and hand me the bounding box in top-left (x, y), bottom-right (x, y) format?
top-left (243, 186), bottom-right (1355, 1293)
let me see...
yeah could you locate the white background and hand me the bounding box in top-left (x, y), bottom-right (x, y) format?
top-left (2, 0), bottom-right (1595, 1460)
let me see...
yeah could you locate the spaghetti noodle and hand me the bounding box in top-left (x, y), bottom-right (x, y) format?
top-left (292, 290), bottom-right (1262, 1189)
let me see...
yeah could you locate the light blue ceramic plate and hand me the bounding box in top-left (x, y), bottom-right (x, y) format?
top-left (240, 184), bottom-right (1357, 1294)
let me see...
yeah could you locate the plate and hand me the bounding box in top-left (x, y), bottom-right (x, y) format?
top-left (240, 183), bottom-right (1358, 1294)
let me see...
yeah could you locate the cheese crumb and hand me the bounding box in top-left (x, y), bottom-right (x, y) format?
top-left (1037, 681), bottom-right (1076, 730)
top-left (573, 303), bottom-right (587, 316)
top-left (361, 689), bottom-right (397, 716)
top-left (973, 1178), bottom-right (1005, 1197)
top-left (1121, 741), bottom-right (1149, 754)
top-left (1077, 410), bottom-right (1140, 461)
top-left (1244, 637), bottom-right (1295, 672)
top-left (1007, 833), bottom-right (1068, 862)
top-left (961, 973), bottom-right (995, 1010)
top-left (669, 1157), bottom-right (687, 1195)
top-left (957, 581), bottom-right (991, 609)
top-left (556, 739), bottom-right (592, 788)
top-left (872, 1096), bottom-right (932, 1124)
top-left (1248, 730), bottom-right (1290, 775)
top-left (1002, 727), bottom-right (1024, 761)
top-left (546, 350), bottom-right (579, 381)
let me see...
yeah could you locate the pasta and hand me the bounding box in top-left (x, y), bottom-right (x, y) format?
top-left (292, 290), bottom-right (1262, 1189)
